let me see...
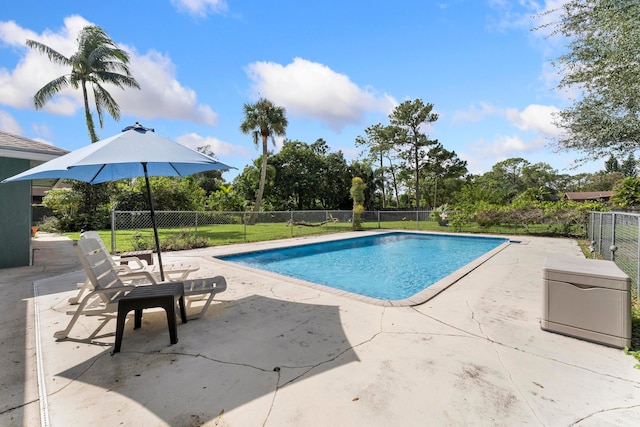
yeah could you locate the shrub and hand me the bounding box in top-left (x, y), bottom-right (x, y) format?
top-left (160, 231), bottom-right (210, 251)
top-left (475, 207), bottom-right (504, 227)
top-left (432, 204), bottom-right (450, 226)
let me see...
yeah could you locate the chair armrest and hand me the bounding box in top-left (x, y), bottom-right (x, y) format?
top-left (118, 270), bottom-right (159, 284)
top-left (115, 256), bottom-right (148, 270)
top-left (83, 285), bottom-right (137, 302)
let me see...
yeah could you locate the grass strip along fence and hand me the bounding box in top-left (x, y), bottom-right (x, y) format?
top-left (63, 208), bottom-right (593, 253)
top-left (61, 209), bottom-right (590, 254)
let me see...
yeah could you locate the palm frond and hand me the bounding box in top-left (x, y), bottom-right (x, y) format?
top-left (25, 40), bottom-right (70, 66)
top-left (92, 83), bottom-right (120, 125)
top-left (33, 75), bottom-right (71, 109)
top-left (29, 24), bottom-right (140, 136)
top-left (95, 71), bottom-right (141, 90)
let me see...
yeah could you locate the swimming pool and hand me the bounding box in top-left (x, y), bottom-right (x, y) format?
top-left (217, 232), bottom-right (510, 304)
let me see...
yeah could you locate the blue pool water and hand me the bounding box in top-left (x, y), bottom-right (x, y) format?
top-left (218, 232), bottom-right (508, 301)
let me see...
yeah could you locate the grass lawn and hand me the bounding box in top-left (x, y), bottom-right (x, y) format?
top-left (64, 219), bottom-right (585, 253)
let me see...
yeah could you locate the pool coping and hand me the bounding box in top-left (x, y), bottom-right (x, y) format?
top-left (210, 229), bottom-right (515, 307)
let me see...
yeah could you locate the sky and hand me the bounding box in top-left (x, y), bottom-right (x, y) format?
top-left (0, 0), bottom-right (599, 182)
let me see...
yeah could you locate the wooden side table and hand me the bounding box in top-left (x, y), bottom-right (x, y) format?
top-left (113, 282), bottom-right (187, 354)
top-left (119, 250), bottom-right (154, 265)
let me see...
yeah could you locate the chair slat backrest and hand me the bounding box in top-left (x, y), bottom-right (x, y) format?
top-left (76, 238), bottom-right (125, 302)
top-left (81, 230), bottom-right (113, 255)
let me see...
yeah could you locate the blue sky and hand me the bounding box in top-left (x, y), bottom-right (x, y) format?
top-left (0, 0), bottom-right (596, 181)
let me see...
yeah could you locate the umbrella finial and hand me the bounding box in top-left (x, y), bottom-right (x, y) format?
top-left (122, 122), bottom-right (155, 133)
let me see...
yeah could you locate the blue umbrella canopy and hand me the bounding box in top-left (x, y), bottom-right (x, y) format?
top-left (2, 123), bottom-right (232, 184)
top-left (3, 123), bottom-right (235, 280)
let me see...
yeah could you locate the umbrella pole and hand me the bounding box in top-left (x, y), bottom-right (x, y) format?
top-left (142, 163), bottom-right (165, 281)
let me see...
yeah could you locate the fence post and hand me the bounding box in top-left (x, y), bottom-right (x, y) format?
top-left (416, 210), bottom-right (419, 230)
top-left (290, 211), bottom-right (294, 237)
top-left (111, 209), bottom-right (116, 254)
top-left (637, 216), bottom-right (640, 295)
top-left (243, 212), bottom-right (247, 242)
top-left (610, 213), bottom-right (616, 261)
top-left (195, 211), bottom-right (198, 237)
top-left (597, 213), bottom-right (603, 253)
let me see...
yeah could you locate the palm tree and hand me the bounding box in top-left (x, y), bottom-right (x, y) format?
top-left (27, 25), bottom-right (140, 143)
top-left (239, 98), bottom-right (288, 217)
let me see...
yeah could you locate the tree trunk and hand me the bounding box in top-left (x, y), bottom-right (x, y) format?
top-left (250, 135), bottom-right (269, 225)
top-left (414, 144), bottom-right (420, 208)
top-left (81, 81), bottom-right (99, 143)
top-left (379, 153), bottom-right (386, 208)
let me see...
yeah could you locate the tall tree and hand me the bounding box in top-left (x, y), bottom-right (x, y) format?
top-left (27, 25), bottom-right (140, 143)
top-left (541, 0), bottom-right (640, 161)
top-left (388, 99), bottom-right (439, 208)
top-left (421, 143), bottom-right (467, 208)
top-left (481, 158), bottom-right (530, 204)
top-left (270, 140), bottom-right (321, 210)
top-left (240, 98), bottom-right (288, 216)
top-left (621, 153), bottom-right (638, 177)
top-left (604, 155), bottom-right (620, 173)
top-left (27, 25), bottom-right (141, 230)
top-left (356, 124), bottom-right (395, 208)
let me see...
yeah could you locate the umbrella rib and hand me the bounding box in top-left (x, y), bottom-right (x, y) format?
top-left (169, 163), bottom-right (181, 176)
top-left (88, 165), bottom-right (106, 183)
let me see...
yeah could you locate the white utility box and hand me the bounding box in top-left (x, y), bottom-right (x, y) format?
top-left (542, 254), bottom-right (631, 349)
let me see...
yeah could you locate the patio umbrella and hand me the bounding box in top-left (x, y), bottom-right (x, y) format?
top-left (2, 123), bottom-right (234, 280)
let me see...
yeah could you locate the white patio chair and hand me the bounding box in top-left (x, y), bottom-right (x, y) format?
top-left (55, 238), bottom-right (228, 340)
top-left (69, 231), bottom-right (199, 304)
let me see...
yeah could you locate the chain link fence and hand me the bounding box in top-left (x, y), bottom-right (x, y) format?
top-left (109, 209), bottom-right (442, 253)
top-left (587, 211), bottom-right (640, 293)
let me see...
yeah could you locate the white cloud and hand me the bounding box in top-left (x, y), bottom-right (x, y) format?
top-left (487, 0), bottom-right (540, 32)
top-left (175, 133), bottom-right (250, 158)
top-left (0, 17), bottom-right (217, 125)
top-left (115, 49), bottom-right (218, 125)
top-left (170, 0), bottom-right (227, 17)
top-left (451, 102), bottom-right (499, 123)
top-left (245, 58), bottom-right (397, 131)
top-left (465, 133), bottom-right (549, 172)
top-left (0, 110), bottom-right (23, 134)
top-left (506, 104), bottom-right (561, 137)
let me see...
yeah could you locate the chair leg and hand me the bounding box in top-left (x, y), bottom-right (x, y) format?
top-left (54, 298), bottom-right (94, 340)
top-left (186, 276), bottom-right (226, 320)
top-left (68, 279), bottom-right (90, 305)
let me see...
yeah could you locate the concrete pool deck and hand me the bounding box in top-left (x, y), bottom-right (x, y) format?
top-left (2, 231), bottom-right (640, 426)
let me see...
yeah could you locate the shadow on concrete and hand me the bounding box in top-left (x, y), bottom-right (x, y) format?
top-left (55, 294), bottom-right (359, 425)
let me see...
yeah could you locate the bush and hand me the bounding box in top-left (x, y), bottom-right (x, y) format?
top-left (503, 207), bottom-right (544, 232)
top-left (37, 216), bottom-right (61, 232)
top-left (475, 207), bottom-right (504, 227)
top-left (160, 231), bottom-right (210, 251)
top-left (432, 205), bottom-right (450, 226)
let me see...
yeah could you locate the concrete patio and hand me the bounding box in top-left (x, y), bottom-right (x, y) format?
top-left (1, 231), bottom-right (640, 426)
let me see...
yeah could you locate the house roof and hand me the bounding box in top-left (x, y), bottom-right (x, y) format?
top-left (0, 130), bottom-right (70, 191)
top-left (0, 130), bottom-right (68, 162)
top-left (564, 191), bottom-right (614, 201)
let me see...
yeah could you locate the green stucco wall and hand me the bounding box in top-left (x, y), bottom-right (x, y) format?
top-left (0, 157), bottom-right (32, 268)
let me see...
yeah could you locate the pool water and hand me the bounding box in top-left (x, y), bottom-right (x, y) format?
top-left (218, 232), bottom-right (508, 301)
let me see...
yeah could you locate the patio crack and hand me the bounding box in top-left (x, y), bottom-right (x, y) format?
top-left (465, 300), bottom-right (485, 337)
top-left (463, 301), bottom-right (544, 422)
top-left (0, 399), bottom-right (39, 416)
top-left (570, 403), bottom-right (640, 426)
top-left (410, 308), bottom-right (640, 385)
top-left (260, 307), bottom-right (387, 427)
